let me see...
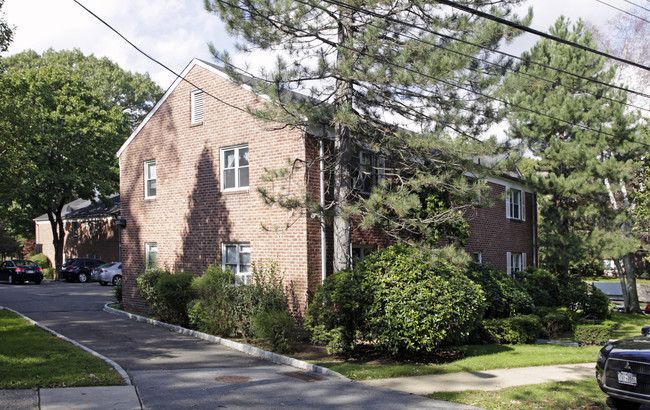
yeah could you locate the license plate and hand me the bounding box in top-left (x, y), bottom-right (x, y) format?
top-left (618, 371), bottom-right (638, 386)
top-left (26, 270), bottom-right (34, 274)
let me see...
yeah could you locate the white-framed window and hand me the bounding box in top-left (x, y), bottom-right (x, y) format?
top-left (145, 242), bottom-right (158, 270)
top-left (144, 160), bottom-right (157, 199)
top-left (223, 243), bottom-right (251, 285)
top-left (221, 145), bottom-right (249, 191)
top-left (506, 252), bottom-right (526, 276)
top-left (471, 251), bottom-right (482, 265)
top-left (351, 244), bottom-right (377, 267)
top-left (352, 150), bottom-right (385, 194)
top-left (506, 187), bottom-right (525, 221)
top-left (191, 89), bottom-right (204, 124)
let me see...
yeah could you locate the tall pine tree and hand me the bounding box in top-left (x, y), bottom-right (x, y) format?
top-left (205, 0), bottom-right (530, 271)
top-left (503, 17), bottom-right (646, 311)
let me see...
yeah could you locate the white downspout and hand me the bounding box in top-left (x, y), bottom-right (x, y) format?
top-left (320, 138), bottom-right (327, 283)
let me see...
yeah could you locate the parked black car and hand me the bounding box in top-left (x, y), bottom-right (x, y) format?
top-left (0, 260), bottom-right (44, 284)
top-left (597, 326), bottom-right (650, 409)
top-left (61, 258), bottom-right (105, 283)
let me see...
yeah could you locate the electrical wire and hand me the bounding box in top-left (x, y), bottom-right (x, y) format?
top-left (211, 0), bottom-right (650, 147)
top-left (73, 0), bottom-right (650, 148)
top-left (595, 0), bottom-right (650, 23)
top-left (71, 0), bottom-right (249, 115)
top-left (307, 0), bottom-right (650, 114)
top-left (624, 0), bottom-right (650, 13)
top-left (316, 0), bottom-right (650, 101)
top-left (434, 0), bottom-right (650, 73)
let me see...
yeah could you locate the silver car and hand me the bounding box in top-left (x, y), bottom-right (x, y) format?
top-left (91, 262), bottom-right (122, 286)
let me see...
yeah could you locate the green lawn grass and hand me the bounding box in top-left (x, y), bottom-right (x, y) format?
top-left (312, 312), bottom-right (650, 381)
top-left (313, 344), bottom-right (602, 380)
top-left (430, 379), bottom-right (608, 409)
top-left (0, 309), bottom-right (125, 389)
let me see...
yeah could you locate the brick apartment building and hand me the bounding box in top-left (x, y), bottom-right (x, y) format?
top-left (34, 194), bottom-right (122, 266)
top-left (116, 59), bottom-right (537, 313)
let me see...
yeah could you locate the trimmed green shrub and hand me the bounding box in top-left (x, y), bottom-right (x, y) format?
top-left (113, 282), bottom-right (123, 306)
top-left (187, 265), bottom-right (238, 336)
top-left (540, 308), bottom-right (575, 339)
top-left (306, 245), bottom-right (485, 355)
top-left (305, 269), bottom-right (368, 355)
top-left (514, 268), bottom-right (561, 308)
top-left (578, 284), bottom-right (612, 320)
top-left (252, 309), bottom-right (296, 353)
top-left (28, 253), bottom-right (51, 268)
top-left (136, 269), bottom-right (194, 326)
top-left (574, 324), bottom-right (613, 345)
top-left (153, 272), bottom-right (194, 326)
top-left (465, 264), bottom-right (534, 318)
top-left (481, 315), bottom-right (541, 345)
top-left (233, 261), bottom-right (295, 340)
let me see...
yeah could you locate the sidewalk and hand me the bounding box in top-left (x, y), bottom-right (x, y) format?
top-left (359, 363), bottom-right (595, 395)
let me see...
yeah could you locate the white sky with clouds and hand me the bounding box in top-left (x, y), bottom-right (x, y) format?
top-left (0, 0), bottom-right (641, 89)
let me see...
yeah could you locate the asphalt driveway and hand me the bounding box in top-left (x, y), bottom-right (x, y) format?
top-left (0, 280), bottom-right (472, 409)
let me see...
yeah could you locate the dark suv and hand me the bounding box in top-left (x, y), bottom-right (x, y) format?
top-left (61, 258), bottom-right (105, 283)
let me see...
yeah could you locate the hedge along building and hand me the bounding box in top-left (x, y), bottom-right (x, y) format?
top-left (116, 59), bottom-right (537, 314)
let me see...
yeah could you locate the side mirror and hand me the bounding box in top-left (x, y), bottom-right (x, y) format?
top-left (642, 326), bottom-right (650, 336)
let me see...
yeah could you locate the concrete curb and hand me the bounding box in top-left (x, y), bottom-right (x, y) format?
top-left (0, 306), bottom-right (132, 386)
top-left (103, 303), bottom-right (350, 381)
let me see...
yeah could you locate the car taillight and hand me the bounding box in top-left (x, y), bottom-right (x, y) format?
top-left (102, 269), bottom-right (108, 273)
top-left (15, 268), bottom-right (23, 273)
top-left (37, 267), bottom-right (43, 272)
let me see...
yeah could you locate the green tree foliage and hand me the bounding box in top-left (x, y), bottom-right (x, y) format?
top-left (205, 0), bottom-right (531, 270)
top-left (0, 0), bottom-right (13, 54)
top-left (0, 50), bottom-right (162, 273)
top-left (4, 49), bottom-right (163, 129)
top-left (501, 17), bottom-right (645, 311)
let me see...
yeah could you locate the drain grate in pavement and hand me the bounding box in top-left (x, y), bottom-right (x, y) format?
top-left (280, 371), bottom-right (326, 382)
top-left (215, 375), bottom-right (253, 384)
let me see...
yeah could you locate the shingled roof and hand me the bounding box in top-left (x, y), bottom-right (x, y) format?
top-left (33, 194), bottom-right (120, 222)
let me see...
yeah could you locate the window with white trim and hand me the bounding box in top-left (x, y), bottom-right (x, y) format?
top-left (223, 243), bottom-right (251, 285)
top-left (221, 145), bottom-right (249, 191)
top-left (351, 244), bottom-right (377, 267)
top-left (506, 252), bottom-right (526, 276)
top-left (145, 242), bottom-right (158, 270)
top-left (144, 160), bottom-right (157, 199)
top-left (352, 150), bottom-right (385, 194)
top-left (191, 90), bottom-right (204, 124)
top-left (471, 251), bottom-right (482, 265)
top-left (506, 187), bottom-right (525, 221)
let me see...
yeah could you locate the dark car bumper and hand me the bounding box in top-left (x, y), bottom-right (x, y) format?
top-left (61, 271), bottom-right (79, 281)
top-left (13, 272), bottom-right (44, 283)
top-left (597, 354), bottom-right (650, 405)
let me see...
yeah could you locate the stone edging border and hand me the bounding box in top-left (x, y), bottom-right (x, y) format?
top-left (103, 304), bottom-right (350, 381)
top-left (0, 306), bottom-right (132, 386)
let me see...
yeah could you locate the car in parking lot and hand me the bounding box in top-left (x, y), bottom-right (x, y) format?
top-left (0, 260), bottom-right (44, 284)
top-left (597, 325), bottom-right (650, 409)
top-left (91, 262), bottom-right (122, 286)
top-left (61, 258), bottom-right (105, 283)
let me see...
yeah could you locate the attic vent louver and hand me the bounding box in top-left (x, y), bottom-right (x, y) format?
top-left (191, 90), bottom-right (204, 124)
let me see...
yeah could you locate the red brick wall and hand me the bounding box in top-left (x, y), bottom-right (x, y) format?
top-left (463, 181), bottom-right (537, 272)
top-left (119, 63), bottom-right (312, 313)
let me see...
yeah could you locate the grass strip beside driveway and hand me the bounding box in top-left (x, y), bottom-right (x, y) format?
top-left (312, 344), bottom-right (601, 380)
top-left (0, 309), bottom-right (125, 389)
top-left (429, 379), bottom-right (608, 409)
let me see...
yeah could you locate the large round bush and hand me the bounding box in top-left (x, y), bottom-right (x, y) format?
top-left (464, 264), bottom-right (534, 318)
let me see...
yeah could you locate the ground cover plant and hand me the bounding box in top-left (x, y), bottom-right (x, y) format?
top-left (0, 309), bottom-right (125, 389)
top-left (430, 379), bottom-right (608, 409)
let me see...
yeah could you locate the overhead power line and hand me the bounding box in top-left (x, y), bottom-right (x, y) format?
top-left (434, 0), bottom-right (650, 73)
top-left (71, 0), bottom-right (248, 116)
top-left (624, 0), bottom-right (650, 13)
top-left (316, 0), bottom-right (650, 101)
top-left (73, 0), bottom-right (650, 149)
top-left (595, 0), bottom-right (650, 23)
